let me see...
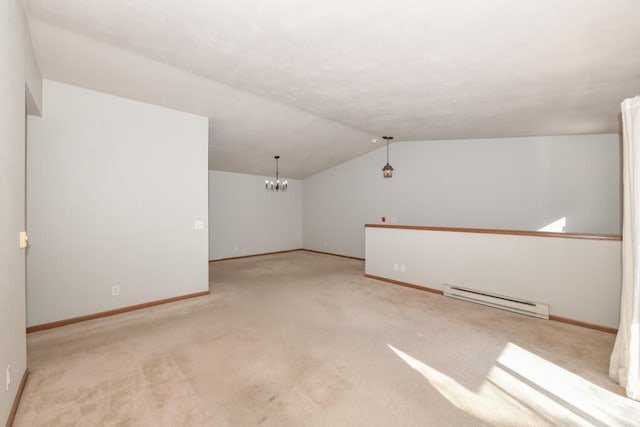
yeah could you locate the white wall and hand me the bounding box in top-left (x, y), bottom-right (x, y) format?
top-left (0, 1), bottom-right (42, 423)
top-left (26, 80), bottom-right (209, 326)
top-left (366, 227), bottom-right (622, 328)
top-left (209, 170), bottom-right (302, 260)
top-left (304, 134), bottom-right (621, 258)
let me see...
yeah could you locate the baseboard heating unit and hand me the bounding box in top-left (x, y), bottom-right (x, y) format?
top-left (443, 284), bottom-right (549, 319)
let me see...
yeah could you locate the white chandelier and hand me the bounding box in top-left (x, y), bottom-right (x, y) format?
top-left (265, 155), bottom-right (288, 192)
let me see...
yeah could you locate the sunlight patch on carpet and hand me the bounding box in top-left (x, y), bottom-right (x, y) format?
top-left (388, 343), bottom-right (639, 426)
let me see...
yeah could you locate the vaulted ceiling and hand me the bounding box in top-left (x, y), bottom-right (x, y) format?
top-left (25, 0), bottom-right (640, 178)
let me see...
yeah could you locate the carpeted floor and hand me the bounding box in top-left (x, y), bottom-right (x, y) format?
top-left (14, 251), bottom-right (640, 426)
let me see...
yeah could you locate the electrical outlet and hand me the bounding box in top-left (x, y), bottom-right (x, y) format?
top-left (323, 242), bottom-right (327, 247)
top-left (393, 263), bottom-right (399, 271)
top-left (234, 245), bottom-right (239, 251)
top-left (6, 365), bottom-right (11, 391)
top-left (111, 285), bottom-right (120, 296)
top-left (194, 220), bottom-right (204, 230)
top-left (400, 264), bottom-right (406, 273)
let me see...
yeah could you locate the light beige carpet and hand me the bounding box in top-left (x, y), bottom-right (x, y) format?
top-left (14, 251), bottom-right (640, 426)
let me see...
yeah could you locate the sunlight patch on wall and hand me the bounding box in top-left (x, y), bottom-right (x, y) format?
top-left (538, 217), bottom-right (566, 232)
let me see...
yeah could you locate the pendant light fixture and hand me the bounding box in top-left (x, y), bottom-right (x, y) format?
top-left (265, 155), bottom-right (288, 192)
top-left (382, 136), bottom-right (394, 178)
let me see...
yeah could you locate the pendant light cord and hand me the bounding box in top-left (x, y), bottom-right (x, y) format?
top-left (383, 136), bottom-right (393, 163)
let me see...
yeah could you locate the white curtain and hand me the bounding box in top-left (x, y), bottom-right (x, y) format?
top-left (610, 95), bottom-right (640, 400)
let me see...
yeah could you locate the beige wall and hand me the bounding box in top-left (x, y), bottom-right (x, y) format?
top-left (209, 170), bottom-right (303, 260)
top-left (27, 80), bottom-right (209, 326)
top-left (366, 227), bottom-right (622, 328)
top-left (0, 0), bottom-right (42, 423)
top-left (304, 134), bottom-right (622, 258)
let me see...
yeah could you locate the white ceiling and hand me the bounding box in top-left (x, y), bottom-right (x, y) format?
top-left (25, 0), bottom-right (640, 178)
